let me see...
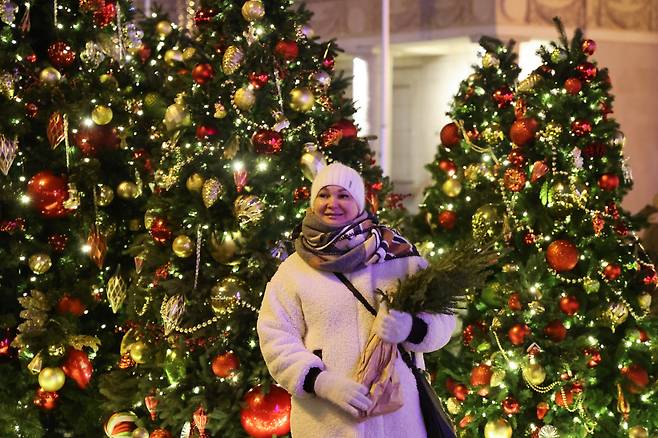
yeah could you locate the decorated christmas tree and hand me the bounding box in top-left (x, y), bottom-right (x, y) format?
top-left (97, 1), bottom-right (390, 437)
top-left (0, 0), bottom-right (164, 435)
top-left (421, 20), bottom-right (657, 438)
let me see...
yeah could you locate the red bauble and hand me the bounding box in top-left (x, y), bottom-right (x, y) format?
top-left (27, 171), bottom-right (69, 218)
top-left (93, 1), bottom-right (116, 27)
top-left (502, 397), bottom-right (520, 415)
top-left (293, 186), bottom-right (310, 203)
top-left (546, 240), bottom-right (579, 272)
top-left (583, 347), bottom-right (601, 368)
top-left (564, 77), bottom-right (582, 95)
top-left (74, 124), bottom-right (120, 156)
top-left (62, 348), bottom-right (93, 389)
top-left (48, 233), bottom-right (69, 252)
top-left (274, 40), bottom-right (299, 60)
top-left (507, 323), bottom-right (529, 346)
top-left (332, 119), bottom-right (358, 139)
top-left (507, 148), bottom-right (526, 166)
top-left (508, 293), bottom-right (522, 311)
top-left (56, 295), bottom-right (86, 317)
top-left (195, 124), bottom-right (219, 139)
top-left (240, 384), bottom-right (291, 438)
top-left (605, 201), bottom-right (620, 219)
top-left (544, 320), bottom-right (567, 342)
top-left (26, 53), bottom-right (37, 63)
top-left (26, 102), bottom-right (39, 117)
top-left (510, 118), bottom-right (537, 146)
top-left (47, 42), bottom-right (76, 69)
top-left (523, 232), bottom-right (536, 245)
top-left (150, 218), bottom-right (172, 244)
top-left (138, 44), bottom-right (151, 63)
top-left (571, 119), bottom-right (592, 136)
top-left (492, 86), bottom-right (514, 108)
top-left (598, 173), bottom-right (620, 191)
top-left (576, 62), bottom-right (598, 81)
top-left (322, 56), bottom-right (335, 70)
top-left (150, 429), bottom-right (173, 438)
top-left (622, 364), bottom-right (649, 389)
top-left (440, 122), bottom-right (461, 148)
top-left (438, 210), bottom-right (457, 230)
top-left (194, 8), bottom-right (218, 25)
top-left (536, 401), bottom-right (549, 419)
top-left (603, 263), bottom-right (621, 280)
top-left (559, 295), bottom-right (580, 315)
top-left (438, 159), bottom-right (457, 175)
top-left (252, 129), bottom-right (283, 154)
top-left (211, 352), bottom-right (240, 378)
top-left (469, 364), bottom-right (492, 387)
top-left (34, 388), bottom-right (59, 410)
top-left (554, 386), bottom-right (575, 407)
top-left (582, 142), bottom-right (606, 158)
top-left (503, 167), bottom-right (526, 192)
top-left (453, 383), bottom-right (469, 401)
top-left (248, 71), bottom-right (269, 89)
top-left (192, 63), bottom-right (214, 85)
top-left (582, 39), bottom-right (597, 55)
top-left (615, 223), bottom-right (628, 237)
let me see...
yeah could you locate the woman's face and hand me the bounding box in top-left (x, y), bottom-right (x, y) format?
top-left (312, 185), bottom-right (361, 227)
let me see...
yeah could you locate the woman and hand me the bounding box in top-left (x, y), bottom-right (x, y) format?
top-left (257, 162), bottom-right (456, 437)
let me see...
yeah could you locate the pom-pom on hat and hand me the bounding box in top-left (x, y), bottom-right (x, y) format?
top-left (310, 162), bottom-right (365, 213)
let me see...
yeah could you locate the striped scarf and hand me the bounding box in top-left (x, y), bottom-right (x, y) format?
top-left (294, 209), bottom-right (419, 273)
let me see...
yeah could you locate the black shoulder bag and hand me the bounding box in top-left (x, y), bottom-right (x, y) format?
top-left (334, 272), bottom-right (456, 438)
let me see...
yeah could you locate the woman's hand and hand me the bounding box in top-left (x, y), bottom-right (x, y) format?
top-left (373, 301), bottom-right (412, 344)
top-left (314, 371), bottom-right (373, 417)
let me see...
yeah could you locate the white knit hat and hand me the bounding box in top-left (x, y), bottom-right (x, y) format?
top-left (310, 162), bottom-right (365, 213)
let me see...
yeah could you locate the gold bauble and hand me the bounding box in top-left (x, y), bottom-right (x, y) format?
top-left (211, 276), bottom-right (246, 314)
top-left (241, 0), bottom-right (265, 21)
top-left (186, 173), bottom-right (205, 192)
top-left (483, 418), bottom-right (512, 438)
top-left (129, 341), bottom-right (147, 364)
top-left (209, 231), bottom-right (242, 264)
top-left (29, 253), bottom-right (52, 274)
top-left (40, 67), bottom-right (61, 84)
top-left (164, 49), bottom-right (183, 66)
top-left (234, 86), bottom-right (256, 111)
top-left (96, 184), bottom-right (115, 206)
top-left (132, 427), bottom-right (150, 438)
top-left (156, 20), bottom-right (173, 37)
top-left (201, 178), bottom-right (224, 208)
top-left (446, 397), bottom-right (461, 415)
top-left (522, 362), bottom-right (546, 386)
top-left (38, 367), bottom-right (66, 392)
top-left (144, 210), bottom-right (157, 229)
top-left (482, 52), bottom-right (500, 69)
top-left (99, 74), bottom-right (118, 88)
top-left (628, 426), bottom-right (649, 438)
top-left (222, 45), bottom-right (244, 75)
top-left (116, 181), bottom-right (139, 199)
top-left (441, 178), bottom-right (462, 197)
top-left (490, 369), bottom-right (506, 387)
top-left (637, 293), bottom-right (652, 310)
top-left (583, 277), bottom-right (600, 294)
top-left (471, 204), bottom-right (501, 243)
top-left (182, 47), bottom-right (196, 61)
top-left (289, 87), bottom-right (315, 112)
top-left (91, 105), bottom-right (113, 125)
top-left (214, 102), bottom-right (227, 119)
top-left (606, 302), bottom-right (629, 326)
top-left (164, 103), bottom-right (191, 131)
top-left (234, 194), bottom-right (265, 228)
top-left (300, 150), bottom-right (327, 181)
top-left (172, 235), bottom-right (194, 258)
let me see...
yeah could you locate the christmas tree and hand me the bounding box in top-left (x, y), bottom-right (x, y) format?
top-left (421, 20), bottom-right (657, 437)
top-left (97, 1), bottom-right (389, 437)
top-left (0, 0), bottom-right (160, 435)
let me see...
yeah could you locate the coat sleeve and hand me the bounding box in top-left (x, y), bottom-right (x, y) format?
top-left (401, 256), bottom-right (457, 353)
top-left (257, 273), bottom-right (325, 398)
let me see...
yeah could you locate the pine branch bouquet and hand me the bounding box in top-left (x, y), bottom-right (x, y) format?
top-left (383, 240), bottom-right (499, 314)
top-left (354, 241), bottom-right (498, 417)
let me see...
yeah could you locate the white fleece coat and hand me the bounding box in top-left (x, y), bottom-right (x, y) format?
top-left (257, 252), bottom-right (457, 438)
